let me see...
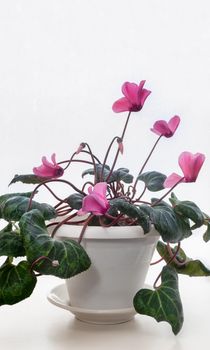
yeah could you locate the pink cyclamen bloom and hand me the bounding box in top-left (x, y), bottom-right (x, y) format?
top-left (112, 80), bottom-right (151, 113)
top-left (151, 115), bottom-right (180, 138)
top-left (33, 153), bottom-right (64, 178)
top-left (78, 182), bottom-right (110, 216)
top-left (164, 151), bottom-right (205, 188)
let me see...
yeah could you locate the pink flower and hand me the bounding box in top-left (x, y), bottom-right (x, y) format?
top-left (112, 80), bottom-right (151, 113)
top-left (164, 152), bottom-right (205, 187)
top-left (151, 116), bottom-right (180, 138)
top-left (33, 153), bottom-right (64, 178)
top-left (78, 182), bottom-right (110, 216)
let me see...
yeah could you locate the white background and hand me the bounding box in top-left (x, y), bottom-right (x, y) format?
top-left (0, 0), bottom-right (210, 348)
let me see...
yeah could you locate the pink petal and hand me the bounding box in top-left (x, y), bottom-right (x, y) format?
top-left (138, 80), bottom-right (146, 90)
top-left (164, 173), bottom-right (184, 188)
top-left (93, 182), bottom-right (107, 198)
top-left (179, 152), bottom-right (205, 182)
top-left (112, 97), bottom-right (132, 113)
top-left (33, 166), bottom-right (53, 177)
top-left (122, 82), bottom-right (139, 105)
top-left (42, 156), bottom-right (55, 169)
top-left (138, 88), bottom-right (151, 107)
top-left (88, 186), bottom-right (93, 195)
top-left (91, 193), bottom-right (108, 210)
top-left (77, 208), bottom-right (88, 216)
top-left (82, 196), bottom-right (104, 216)
top-left (151, 120), bottom-right (171, 136)
top-left (168, 115), bottom-right (180, 134)
top-left (51, 153), bottom-right (56, 165)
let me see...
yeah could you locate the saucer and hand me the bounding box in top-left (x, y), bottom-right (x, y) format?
top-left (47, 284), bottom-right (137, 324)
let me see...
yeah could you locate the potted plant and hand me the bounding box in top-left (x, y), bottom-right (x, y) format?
top-left (0, 80), bottom-right (209, 335)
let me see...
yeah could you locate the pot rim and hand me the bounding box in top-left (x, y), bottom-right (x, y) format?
top-left (51, 224), bottom-right (159, 240)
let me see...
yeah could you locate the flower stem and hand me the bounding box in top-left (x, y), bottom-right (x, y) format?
top-left (106, 111), bottom-right (131, 183)
top-left (58, 150), bottom-right (101, 170)
top-left (83, 143), bottom-right (98, 185)
top-left (153, 242), bottom-right (181, 289)
top-left (150, 256), bottom-right (165, 266)
top-left (131, 135), bottom-right (162, 198)
top-left (167, 243), bottom-right (186, 266)
top-left (27, 179), bottom-right (86, 211)
top-left (78, 214), bottom-right (94, 244)
top-left (100, 136), bottom-right (121, 182)
top-left (43, 183), bottom-right (63, 201)
top-left (51, 212), bottom-right (78, 238)
top-left (151, 177), bottom-right (184, 207)
top-left (30, 255), bottom-right (59, 273)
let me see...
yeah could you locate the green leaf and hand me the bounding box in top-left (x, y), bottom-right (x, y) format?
top-left (203, 223), bottom-right (210, 242)
top-left (146, 203), bottom-right (189, 242)
top-left (0, 260), bottom-right (37, 305)
top-left (1, 196), bottom-right (56, 221)
top-left (82, 164), bottom-right (110, 181)
top-left (133, 266), bottom-right (184, 335)
top-left (174, 212), bottom-right (192, 239)
top-left (170, 193), bottom-right (204, 229)
top-left (137, 171), bottom-right (167, 191)
top-left (110, 199), bottom-right (151, 233)
top-left (174, 203), bottom-right (204, 229)
top-left (9, 174), bottom-right (47, 185)
top-left (19, 209), bottom-right (91, 278)
top-left (0, 192), bottom-right (33, 218)
top-left (109, 168), bottom-right (133, 184)
top-left (82, 165), bottom-right (133, 184)
top-left (157, 241), bottom-right (210, 276)
top-left (66, 193), bottom-right (84, 210)
top-left (0, 228), bottom-right (26, 257)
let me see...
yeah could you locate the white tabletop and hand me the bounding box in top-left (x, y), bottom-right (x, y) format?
top-left (1, 272), bottom-right (210, 350)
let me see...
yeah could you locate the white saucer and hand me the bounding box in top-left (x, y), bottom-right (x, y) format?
top-left (47, 284), bottom-right (137, 324)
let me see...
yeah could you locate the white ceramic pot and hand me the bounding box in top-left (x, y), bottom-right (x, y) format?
top-left (53, 224), bottom-right (159, 324)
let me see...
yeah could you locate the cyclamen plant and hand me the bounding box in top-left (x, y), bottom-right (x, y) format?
top-left (0, 80), bottom-right (209, 335)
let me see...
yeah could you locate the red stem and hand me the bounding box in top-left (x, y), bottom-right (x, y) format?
top-left (131, 135), bottom-right (162, 198)
top-left (100, 136), bottom-right (121, 182)
top-left (106, 111), bottom-right (131, 183)
top-left (78, 215), bottom-right (94, 244)
top-left (51, 212), bottom-right (78, 238)
top-left (151, 177), bottom-right (185, 207)
top-left (153, 242), bottom-right (181, 289)
top-left (27, 178), bottom-right (86, 211)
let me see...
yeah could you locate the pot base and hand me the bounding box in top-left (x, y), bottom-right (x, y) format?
top-left (47, 284), bottom-right (136, 325)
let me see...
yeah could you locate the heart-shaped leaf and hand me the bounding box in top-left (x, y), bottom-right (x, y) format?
top-left (66, 193), bottom-right (84, 210)
top-left (82, 165), bottom-right (133, 184)
top-left (110, 199), bottom-right (151, 233)
top-left (0, 260), bottom-right (37, 305)
top-left (0, 229), bottom-right (25, 257)
top-left (157, 241), bottom-right (210, 276)
top-left (133, 265), bottom-right (184, 335)
top-left (9, 174), bottom-right (47, 185)
top-left (174, 203), bottom-right (204, 229)
top-left (1, 196), bottom-right (56, 222)
top-left (19, 209), bottom-right (91, 278)
top-left (109, 168), bottom-right (133, 184)
top-left (170, 193), bottom-right (204, 229)
top-left (0, 192), bottom-right (33, 218)
top-left (147, 203), bottom-right (188, 242)
top-left (82, 164), bottom-right (110, 181)
top-left (137, 171), bottom-right (167, 191)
